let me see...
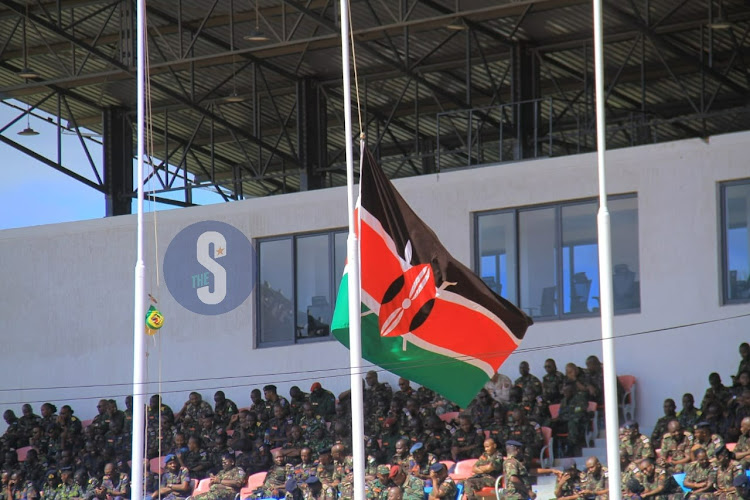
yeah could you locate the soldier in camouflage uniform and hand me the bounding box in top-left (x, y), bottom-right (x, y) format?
top-left (734, 417), bottom-right (750, 469)
top-left (390, 465), bottom-right (425, 500)
top-left (651, 400), bottom-right (678, 445)
top-left (500, 441), bottom-right (533, 500)
top-left (54, 468), bottom-right (82, 500)
top-left (314, 449), bottom-right (337, 500)
top-left (291, 448), bottom-right (318, 484)
top-left (332, 445), bottom-right (354, 499)
top-left (366, 465), bottom-right (391, 500)
top-left (176, 393), bottom-right (213, 436)
top-left (391, 440), bottom-right (411, 473)
top-left (407, 443), bottom-right (437, 483)
top-left (298, 404), bottom-right (326, 441)
top-left (282, 426), bottom-right (309, 466)
top-left (101, 463), bottom-right (129, 500)
top-left (580, 457), bottom-right (609, 500)
top-left (300, 476), bottom-right (324, 500)
top-left (678, 394), bottom-right (702, 431)
top-left (263, 450), bottom-right (293, 498)
top-left (423, 417), bottom-right (451, 461)
top-left (194, 454), bottom-right (246, 500)
top-left (514, 362), bottom-right (543, 399)
top-left (7, 471), bottom-right (37, 500)
top-left (619, 421), bottom-right (654, 464)
top-left (684, 448), bottom-right (717, 500)
top-left (288, 387), bottom-right (309, 423)
top-left (465, 438), bottom-right (503, 500)
top-left (553, 463), bottom-right (585, 500)
top-left (263, 385), bottom-right (291, 420)
top-left (451, 416), bottom-right (483, 461)
top-left (714, 446), bottom-right (744, 500)
top-left (503, 409), bottom-right (543, 464)
top-left (181, 436), bottom-right (211, 480)
top-left (364, 371), bottom-right (393, 410)
top-left (555, 383), bottom-right (591, 456)
top-left (659, 420), bottom-right (693, 473)
top-left (39, 471), bottom-right (58, 500)
top-left (149, 454), bottom-right (191, 500)
top-left (309, 383), bottom-right (336, 419)
top-left (542, 359), bottom-right (566, 405)
top-left (469, 390), bottom-right (498, 429)
top-left (693, 421), bottom-right (725, 462)
top-left (308, 425), bottom-right (333, 460)
top-left (634, 458), bottom-right (682, 500)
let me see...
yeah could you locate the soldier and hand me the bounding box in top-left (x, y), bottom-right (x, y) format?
top-left (514, 362), bottom-right (542, 399)
top-left (248, 389), bottom-right (267, 422)
top-left (451, 415), bottom-right (483, 461)
top-left (2, 411), bottom-right (22, 450)
top-left (147, 395), bottom-right (174, 430)
top-left (734, 416), bottom-right (750, 469)
top-left (393, 379), bottom-right (417, 408)
top-left (101, 462), bottom-right (129, 500)
top-left (212, 391), bottom-right (238, 429)
top-left (308, 424), bottom-right (333, 459)
top-left (692, 421), bottom-right (725, 461)
top-left (298, 404), bottom-right (326, 441)
top-left (580, 456), bottom-right (608, 500)
top-left (407, 443), bottom-right (436, 483)
top-left (300, 476), bottom-right (324, 500)
top-left (390, 465), bottom-right (425, 500)
top-left (263, 385), bottom-right (291, 419)
top-left (181, 436), bottom-right (210, 480)
top-left (619, 421), bottom-right (654, 465)
top-left (684, 448), bottom-right (716, 500)
top-left (651, 399), bottom-right (678, 445)
top-left (149, 454), bottom-right (190, 500)
top-left (331, 444), bottom-right (354, 499)
top-left (291, 447), bottom-right (318, 484)
top-left (366, 465), bottom-right (391, 500)
top-left (501, 441), bottom-right (534, 500)
top-left (678, 394), bottom-right (702, 431)
top-left (503, 408), bottom-right (543, 464)
top-left (658, 420), bottom-right (692, 473)
top-left (267, 404), bottom-right (293, 448)
top-left (289, 386), bottom-right (309, 421)
top-left (55, 468), bottom-right (81, 500)
top-left (634, 458), bottom-right (682, 500)
top-left (555, 383), bottom-right (591, 457)
top-left (423, 417), bottom-right (451, 461)
top-left (714, 446), bottom-right (744, 500)
top-left (315, 449), bottom-right (337, 500)
top-left (262, 449), bottom-right (291, 498)
top-left (553, 462), bottom-right (585, 500)
top-left (194, 454), bottom-right (245, 500)
top-left (20, 449), bottom-right (46, 490)
top-left (734, 475), bottom-right (750, 500)
top-left (469, 390), bottom-right (498, 429)
top-left (623, 478), bottom-right (645, 500)
top-left (309, 383), bottom-right (336, 419)
top-left (281, 426), bottom-right (309, 465)
top-left (702, 373), bottom-right (733, 412)
top-left (464, 438), bottom-right (503, 500)
top-left (39, 471), bottom-right (58, 500)
top-left (175, 393), bottom-right (213, 435)
top-left (542, 359), bottom-right (566, 405)
top-left (364, 371), bottom-right (393, 410)
top-left (735, 344), bottom-right (750, 385)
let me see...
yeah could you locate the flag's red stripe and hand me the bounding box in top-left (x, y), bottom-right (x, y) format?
top-left (410, 298), bottom-right (519, 371)
top-left (360, 218), bottom-right (404, 306)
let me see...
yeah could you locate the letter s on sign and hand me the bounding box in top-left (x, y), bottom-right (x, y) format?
top-left (196, 231), bottom-right (227, 305)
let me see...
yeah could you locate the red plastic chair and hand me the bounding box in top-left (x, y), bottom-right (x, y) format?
top-left (618, 375), bottom-right (636, 421)
top-left (80, 419), bottom-right (94, 429)
top-left (16, 446), bottom-right (32, 462)
top-left (439, 460), bottom-right (455, 473)
top-left (449, 458), bottom-right (478, 481)
top-left (149, 456), bottom-right (166, 475)
top-left (239, 471), bottom-right (268, 500)
top-left (191, 478), bottom-right (212, 497)
top-left (439, 412), bottom-right (460, 423)
top-left (727, 442), bottom-right (737, 452)
top-left (539, 426), bottom-right (554, 468)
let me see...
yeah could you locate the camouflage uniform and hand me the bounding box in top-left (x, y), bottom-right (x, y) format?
top-left (634, 466), bottom-right (682, 500)
top-left (147, 404), bottom-right (174, 427)
top-left (391, 452), bottom-right (411, 474)
top-left (333, 456), bottom-right (354, 499)
top-left (659, 431), bottom-right (693, 473)
top-left (619, 434), bottom-right (654, 463)
top-left (542, 371), bottom-right (566, 404)
top-left (684, 460), bottom-right (716, 500)
top-left (282, 438), bottom-right (309, 466)
top-left (558, 391), bottom-right (591, 449)
top-left (365, 477), bottom-right (389, 500)
top-left (364, 383), bottom-right (393, 410)
top-left (400, 475), bottom-right (426, 500)
top-left (154, 467), bottom-right (191, 500)
top-left (298, 415), bottom-right (326, 440)
top-left (408, 453), bottom-right (437, 479)
top-left (181, 401), bottom-right (214, 435)
top-left (469, 401), bottom-right (497, 429)
top-left (500, 457), bottom-right (531, 500)
top-left (464, 451), bottom-right (503, 500)
top-left (292, 460), bottom-right (319, 484)
top-left (101, 472), bottom-right (129, 500)
top-left (502, 423), bottom-right (542, 464)
top-left (735, 432), bottom-right (750, 469)
top-left (451, 428), bottom-right (483, 461)
top-left (423, 429), bottom-right (451, 461)
top-left (651, 415), bottom-right (677, 445)
top-left (380, 433), bottom-right (401, 462)
top-left (267, 417), bottom-right (293, 447)
top-left (314, 462), bottom-right (337, 500)
top-left (263, 397), bottom-right (291, 419)
top-left (695, 434), bottom-right (725, 461)
top-left (12, 481), bottom-right (38, 500)
top-left (514, 374), bottom-right (542, 398)
top-left (308, 436), bottom-right (334, 459)
top-left (193, 466), bottom-right (246, 500)
top-left (55, 482), bottom-right (83, 500)
top-left (678, 408), bottom-right (702, 431)
top-left (263, 464), bottom-right (292, 497)
top-left (213, 399), bottom-right (238, 428)
top-left (581, 466), bottom-right (608, 500)
top-left (715, 459), bottom-right (744, 500)
top-left (556, 473), bottom-right (585, 499)
top-left (183, 449), bottom-right (211, 479)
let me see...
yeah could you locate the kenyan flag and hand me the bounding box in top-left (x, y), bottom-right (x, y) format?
top-left (331, 147), bottom-right (533, 408)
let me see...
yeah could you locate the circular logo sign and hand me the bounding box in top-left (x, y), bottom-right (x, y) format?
top-left (164, 220), bottom-right (254, 315)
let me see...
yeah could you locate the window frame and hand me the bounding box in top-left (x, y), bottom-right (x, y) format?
top-left (473, 193), bottom-right (640, 321)
top-left (256, 228), bottom-right (347, 347)
top-left (720, 179), bottom-right (750, 305)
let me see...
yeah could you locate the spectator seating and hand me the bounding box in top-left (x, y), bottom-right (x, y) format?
top-left (539, 426), bottom-right (554, 468)
top-left (439, 412), bottom-right (460, 423)
top-left (16, 446), bottom-right (31, 462)
top-left (673, 473), bottom-right (689, 494)
top-left (81, 419), bottom-right (93, 429)
top-left (585, 401), bottom-right (598, 447)
top-left (727, 442), bottom-right (737, 452)
top-left (150, 456), bottom-right (166, 475)
top-left (547, 404), bottom-right (568, 457)
top-left (449, 458), bottom-right (478, 481)
top-left (439, 460), bottom-right (455, 473)
top-left (618, 375), bottom-right (636, 421)
top-left (188, 478), bottom-right (212, 499)
top-left (240, 471), bottom-right (268, 500)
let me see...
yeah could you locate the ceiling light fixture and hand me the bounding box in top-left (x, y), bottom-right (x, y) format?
top-left (18, 2), bottom-right (39, 79)
top-left (445, 0), bottom-right (466, 30)
top-left (709, 0), bottom-right (731, 29)
top-left (244, 1), bottom-right (269, 42)
top-left (18, 106), bottom-right (39, 136)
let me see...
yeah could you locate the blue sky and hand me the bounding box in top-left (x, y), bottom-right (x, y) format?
top-left (0, 102), bottom-right (225, 231)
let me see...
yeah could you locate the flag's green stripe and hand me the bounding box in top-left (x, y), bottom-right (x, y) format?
top-left (332, 274), bottom-right (488, 408)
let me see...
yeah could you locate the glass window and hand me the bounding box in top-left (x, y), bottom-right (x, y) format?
top-left (257, 230), bottom-right (346, 346)
top-left (722, 181), bottom-right (750, 303)
top-left (474, 194), bottom-right (640, 320)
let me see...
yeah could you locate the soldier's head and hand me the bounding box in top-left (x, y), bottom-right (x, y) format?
top-left (625, 478), bottom-right (644, 496)
top-left (739, 372), bottom-right (750, 388)
top-left (663, 399), bottom-right (676, 416)
top-left (272, 449), bottom-right (284, 466)
top-left (411, 442), bottom-right (426, 461)
top-left (312, 424), bottom-right (325, 439)
top-left (389, 465), bottom-right (407, 485)
top-left (213, 434), bottom-right (227, 450)
top-left (335, 404), bottom-right (346, 417)
top-left (310, 382), bottom-right (323, 395)
top-left (200, 414), bottom-right (214, 430)
top-left (505, 440), bottom-right (523, 458)
top-left (376, 465), bottom-right (390, 484)
top-left (0, 473), bottom-right (8, 485)
top-left (331, 444), bottom-right (346, 461)
top-left (125, 396), bottom-right (133, 411)
top-left (705, 403), bottom-right (722, 419)
top-left (389, 399), bottom-right (402, 414)
top-left (2, 410), bottom-right (15, 424)
top-left (477, 389), bottom-right (491, 405)
top-left (318, 449), bottom-right (332, 465)
top-left (263, 385), bottom-right (278, 401)
top-left (741, 343), bottom-right (750, 359)
top-left (564, 363), bottom-right (579, 380)
top-left (483, 438), bottom-right (498, 455)
top-left (638, 458), bottom-right (654, 476)
top-left (290, 425), bottom-right (303, 441)
top-left (25, 449), bottom-right (38, 464)
top-left (174, 432), bottom-right (187, 449)
top-left (429, 462), bottom-right (448, 481)
top-left (734, 473), bottom-right (750, 498)
top-left (387, 486), bottom-right (403, 500)
top-left (742, 416), bottom-right (750, 435)
top-left (694, 448), bottom-right (709, 467)
top-left (214, 391), bottom-right (226, 405)
top-left (149, 395), bottom-right (161, 409)
top-left (585, 356), bottom-right (602, 374)
top-left (682, 393), bottom-right (695, 409)
top-left (189, 392), bottom-right (203, 407)
top-left (398, 378), bottom-right (411, 391)
top-left (300, 447), bottom-right (312, 464)
top-left (395, 439), bottom-right (409, 457)
top-left (708, 372), bottom-right (722, 389)
top-left (405, 399), bottom-right (420, 416)
top-left (585, 457), bottom-right (601, 476)
top-left (221, 453), bottom-right (235, 471)
top-left (97, 399), bottom-right (108, 415)
top-left (365, 371), bottom-right (379, 388)
top-left (41, 403), bottom-right (56, 418)
top-left (667, 419), bottom-right (682, 438)
top-left (305, 476), bottom-right (322, 495)
top-left (518, 361), bottom-right (530, 376)
top-left (165, 454), bottom-right (178, 472)
top-left (73, 470), bottom-right (87, 486)
top-left (621, 421), bottom-right (639, 440)
top-left (492, 407), bottom-right (505, 425)
top-left (459, 416), bottom-right (473, 432)
top-left (273, 404), bottom-right (284, 420)
top-left (544, 359), bottom-right (557, 374)
top-left (250, 389), bottom-right (263, 404)
top-left (188, 436), bottom-right (201, 452)
top-left (716, 445), bottom-right (732, 466)
top-left (561, 382), bottom-right (576, 400)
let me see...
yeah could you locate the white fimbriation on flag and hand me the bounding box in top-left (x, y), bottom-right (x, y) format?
top-left (592, 1), bottom-right (622, 498)
top-left (339, 1), bottom-right (366, 499)
top-left (130, 1), bottom-right (146, 499)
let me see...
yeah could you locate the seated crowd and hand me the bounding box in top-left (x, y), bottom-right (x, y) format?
top-left (0, 343), bottom-right (747, 500)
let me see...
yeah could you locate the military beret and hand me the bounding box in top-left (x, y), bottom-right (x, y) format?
top-left (506, 440), bottom-right (523, 447)
top-left (318, 447), bottom-right (331, 456)
top-left (164, 454), bottom-right (177, 464)
top-left (734, 474), bottom-right (749, 488)
top-left (388, 465), bottom-right (403, 478)
top-left (626, 478), bottom-right (644, 494)
top-left (715, 445), bottom-right (732, 458)
top-left (429, 463), bottom-right (446, 473)
top-left (384, 418), bottom-right (397, 427)
top-left (305, 476), bottom-right (321, 485)
top-left (377, 465), bottom-right (391, 475)
top-left (409, 442), bottom-right (423, 454)
top-left (263, 385), bottom-right (277, 392)
top-left (59, 466), bottom-right (73, 473)
top-left (695, 421), bottom-right (711, 429)
top-left (622, 420), bottom-right (638, 429)
top-left (311, 382), bottom-right (322, 392)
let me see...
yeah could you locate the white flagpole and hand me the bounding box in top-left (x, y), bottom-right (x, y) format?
top-left (339, 1), bottom-right (365, 499)
top-left (130, 0), bottom-right (147, 499)
top-left (592, 1), bottom-right (621, 498)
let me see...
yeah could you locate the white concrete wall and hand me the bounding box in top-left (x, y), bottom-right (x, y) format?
top-left (1, 131), bottom-right (749, 436)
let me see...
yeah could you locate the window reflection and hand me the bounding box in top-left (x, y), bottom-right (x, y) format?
top-left (723, 182), bottom-right (750, 302)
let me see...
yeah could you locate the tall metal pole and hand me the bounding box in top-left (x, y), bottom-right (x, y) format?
top-left (130, 0), bottom-right (147, 499)
top-left (339, 1), bottom-right (365, 499)
top-left (592, 1), bottom-right (621, 498)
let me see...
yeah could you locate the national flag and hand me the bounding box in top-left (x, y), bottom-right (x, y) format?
top-left (331, 146), bottom-right (533, 408)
